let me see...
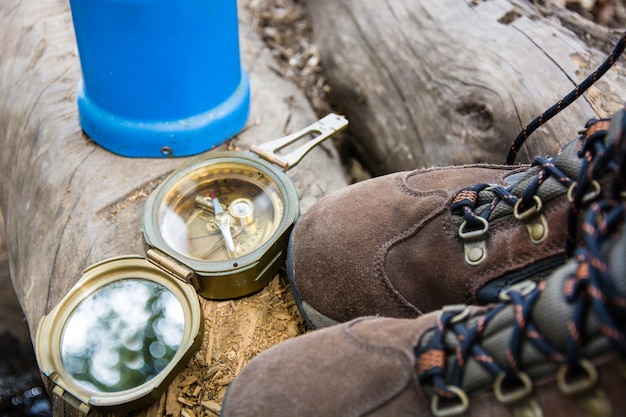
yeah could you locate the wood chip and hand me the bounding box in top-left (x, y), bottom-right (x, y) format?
top-left (177, 397), bottom-right (195, 407)
top-left (202, 400), bottom-right (222, 414)
top-left (205, 365), bottom-right (225, 379)
top-left (165, 272), bottom-right (306, 412)
top-left (272, 313), bottom-right (292, 321)
top-left (180, 375), bottom-right (198, 387)
top-left (181, 409), bottom-right (196, 417)
top-left (216, 376), bottom-right (237, 386)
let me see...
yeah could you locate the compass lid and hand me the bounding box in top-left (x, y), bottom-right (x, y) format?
top-left (35, 256), bottom-right (203, 414)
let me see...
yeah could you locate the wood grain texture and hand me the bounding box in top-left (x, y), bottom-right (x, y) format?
top-left (308, 0), bottom-right (626, 174)
top-left (0, 0), bottom-right (347, 415)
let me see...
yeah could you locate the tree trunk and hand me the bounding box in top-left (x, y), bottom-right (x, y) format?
top-left (309, 0), bottom-right (626, 175)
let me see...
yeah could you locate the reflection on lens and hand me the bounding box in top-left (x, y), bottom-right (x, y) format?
top-left (61, 279), bottom-right (184, 392)
top-left (156, 163), bottom-right (283, 262)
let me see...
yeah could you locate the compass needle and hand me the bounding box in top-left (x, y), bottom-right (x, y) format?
top-left (210, 190), bottom-right (236, 252)
top-left (200, 227), bottom-right (245, 259)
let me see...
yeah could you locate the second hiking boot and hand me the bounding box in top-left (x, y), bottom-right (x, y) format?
top-left (288, 116), bottom-right (617, 329)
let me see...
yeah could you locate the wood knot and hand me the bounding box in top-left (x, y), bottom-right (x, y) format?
top-left (455, 101), bottom-right (494, 131)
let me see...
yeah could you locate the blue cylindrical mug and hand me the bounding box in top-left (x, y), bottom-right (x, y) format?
top-left (69, 0), bottom-right (250, 157)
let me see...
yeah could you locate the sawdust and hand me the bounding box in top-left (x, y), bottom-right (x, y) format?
top-left (163, 274), bottom-right (307, 416)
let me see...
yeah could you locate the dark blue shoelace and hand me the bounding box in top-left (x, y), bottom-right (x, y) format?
top-left (416, 198), bottom-right (626, 402)
top-left (506, 31), bottom-right (626, 165)
top-left (565, 112), bottom-right (625, 254)
top-left (566, 200), bottom-right (626, 364)
top-left (419, 24), bottom-right (626, 411)
top-left (450, 116), bottom-right (622, 257)
top-left (450, 145), bottom-right (581, 233)
top-left (451, 30), bottom-right (626, 249)
top-left (423, 23), bottom-right (626, 404)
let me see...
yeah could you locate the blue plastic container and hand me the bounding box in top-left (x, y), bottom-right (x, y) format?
top-left (69, 0), bottom-right (250, 157)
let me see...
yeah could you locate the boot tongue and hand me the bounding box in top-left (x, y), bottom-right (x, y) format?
top-left (532, 219), bottom-right (626, 352)
top-left (480, 121), bottom-right (614, 222)
top-left (505, 116), bottom-right (616, 202)
top-left (504, 139), bottom-right (582, 206)
top-left (431, 220), bottom-right (626, 395)
top-left (460, 136), bottom-right (584, 224)
top-left (465, 118), bottom-right (616, 224)
top-left (531, 113), bottom-right (625, 344)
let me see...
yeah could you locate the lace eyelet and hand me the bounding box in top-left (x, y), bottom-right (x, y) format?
top-left (513, 196), bottom-right (548, 244)
top-left (459, 218), bottom-right (489, 266)
top-left (557, 359), bottom-right (598, 396)
top-left (458, 218), bottom-right (489, 239)
top-left (442, 304), bottom-right (470, 324)
top-left (513, 195), bottom-right (543, 221)
top-left (431, 385), bottom-right (469, 417)
top-left (493, 371), bottom-right (533, 404)
top-left (567, 180), bottom-right (601, 205)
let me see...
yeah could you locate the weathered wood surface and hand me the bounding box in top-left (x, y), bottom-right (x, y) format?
top-left (0, 0), bottom-right (348, 416)
top-left (309, 0), bottom-right (626, 175)
top-left (3, 0), bottom-right (626, 416)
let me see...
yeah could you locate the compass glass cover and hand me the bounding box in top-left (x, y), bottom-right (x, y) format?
top-left (60, 279), bottom-right (184, 392)
top-left (157, 161), bottom-right (285, 262)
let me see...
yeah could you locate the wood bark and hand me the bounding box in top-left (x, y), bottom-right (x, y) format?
top-left (308, 0), bottom-right (626, 175)
top-left (0, 0), bottom-right (347, 416)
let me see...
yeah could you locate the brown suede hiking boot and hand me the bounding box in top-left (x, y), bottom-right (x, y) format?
top-left (221, 131), bottom-right (626, 416)
top-left (287, 30), bottom-right (626, 330)
top-left (287, 115), bottom-right (615, 329)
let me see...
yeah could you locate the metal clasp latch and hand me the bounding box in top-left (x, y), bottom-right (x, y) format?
top-left (250, 113), bottom-right (348, 170)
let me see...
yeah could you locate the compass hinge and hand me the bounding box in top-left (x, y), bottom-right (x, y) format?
top-left (52, 385), bottom-right (91, 415)
top-left (146, 249), bottom-right (194, 283)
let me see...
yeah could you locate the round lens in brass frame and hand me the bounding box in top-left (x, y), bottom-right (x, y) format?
top-left (35, 256), bottom-right (203, 414)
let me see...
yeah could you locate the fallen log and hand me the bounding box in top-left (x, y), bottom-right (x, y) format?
top-left (0, 0), bottom-right (348, 415)
top-left (308, 0), bottom-right (626, 175)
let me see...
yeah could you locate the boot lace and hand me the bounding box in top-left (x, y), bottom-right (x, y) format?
top-left (505, 31), bottom-right (626, 165)
top-left (416, 113), bottom-right (626, 415)
top-left (418, 199), bottom-right (626, 415)
top-left (451, 120), bottom-right (613, 253)
top-left (451, 30), bottom-right (626, 264)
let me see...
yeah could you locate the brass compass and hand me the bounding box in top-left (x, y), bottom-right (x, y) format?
top-left (143, 113), bottom-right (348, 299)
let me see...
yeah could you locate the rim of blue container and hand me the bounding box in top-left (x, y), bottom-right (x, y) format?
top-left (76, 70), bottom-right (251, 158)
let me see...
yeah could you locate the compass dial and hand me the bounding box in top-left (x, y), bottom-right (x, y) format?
top-left (155, 161), bottom-right (285, 262)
